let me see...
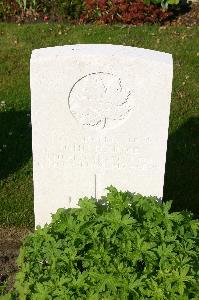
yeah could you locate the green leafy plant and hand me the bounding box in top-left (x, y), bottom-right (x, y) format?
top-left (57, 0), bottom-right (85, 19)
top-left (6, 187), bottom-right (199, 299)
top-left (143, 0), bottom-right (180, 9)
top-left (0, 274), bottom-right (8, 296)
top-left (16, 0), bottom-right (27, 10)
top-left (16, 0), bottom-right (36, 10)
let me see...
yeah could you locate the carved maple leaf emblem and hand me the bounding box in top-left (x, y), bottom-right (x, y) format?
top-left (68, 72), bottom-right (132, 129)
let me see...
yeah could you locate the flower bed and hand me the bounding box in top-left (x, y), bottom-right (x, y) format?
top-left (0, 0), bottom-right (192, 25)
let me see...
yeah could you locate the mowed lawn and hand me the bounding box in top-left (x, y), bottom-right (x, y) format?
top-left (0, 23), bottom-right (198, 228)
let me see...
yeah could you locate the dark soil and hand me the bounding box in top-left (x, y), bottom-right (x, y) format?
top-left (0, 227), bottom-right (33, 295)
top-left (169, 2), bottom-right (199, 26)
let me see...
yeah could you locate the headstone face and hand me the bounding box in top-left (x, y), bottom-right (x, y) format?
top-left (31, 44), bottom-right (173, 227)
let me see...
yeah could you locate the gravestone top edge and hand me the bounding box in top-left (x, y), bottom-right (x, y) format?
top-left (31, 44), bottom-right (172, 65)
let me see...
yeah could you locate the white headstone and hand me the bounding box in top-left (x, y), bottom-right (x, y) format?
top-left (31, 44), bottom-right (173, 227)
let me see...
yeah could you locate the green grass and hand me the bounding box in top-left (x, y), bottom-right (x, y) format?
top-left (0, 23), bottom-right (198, 228)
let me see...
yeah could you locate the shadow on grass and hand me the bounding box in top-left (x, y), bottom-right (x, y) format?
top-left (163, 117), bottom-right (199, 217)
top-left (0, 110), bottom-right (32, 180)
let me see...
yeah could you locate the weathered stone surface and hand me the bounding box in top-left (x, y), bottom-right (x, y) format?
top-left (31, 44), bottom-right (173, 227)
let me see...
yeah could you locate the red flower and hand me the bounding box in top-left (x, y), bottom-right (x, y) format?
top-left (43, 15), bottom-right (49, 22)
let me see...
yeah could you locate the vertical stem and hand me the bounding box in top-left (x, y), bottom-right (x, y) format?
top-left (94, 174), bottom-right (97, 199)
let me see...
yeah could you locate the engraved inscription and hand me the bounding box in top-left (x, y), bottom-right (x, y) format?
top-left (68, 72), bottom-right (132, 130)
top-left (37, 137), bottom-right (157, 171)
